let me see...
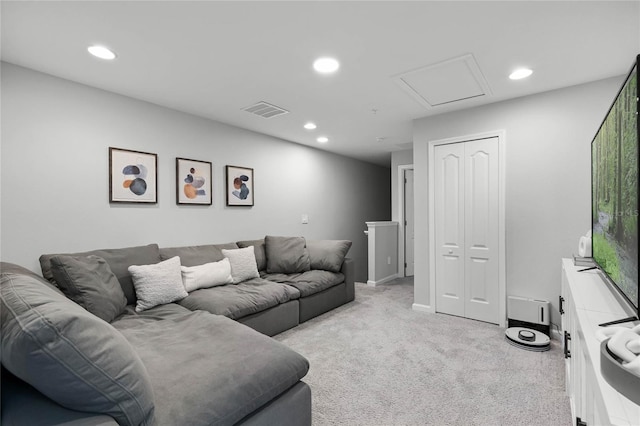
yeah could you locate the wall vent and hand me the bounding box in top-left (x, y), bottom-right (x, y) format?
top-left (242, 101), bottom-right (289, 119)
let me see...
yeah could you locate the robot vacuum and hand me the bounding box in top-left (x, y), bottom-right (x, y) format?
top-left (505, 327), bottom-right (550, 352)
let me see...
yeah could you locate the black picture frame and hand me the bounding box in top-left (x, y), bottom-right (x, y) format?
top-left (176, 157), bottom-right (213, 205)
top-left (225, 165), bottom-right (254, 206)
top-left (109, 147), bottom-right (158, 204)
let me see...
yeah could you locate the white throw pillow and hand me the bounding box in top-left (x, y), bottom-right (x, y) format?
top-left (181, 258), bottom-right (233, 292)
top-left (221, 246), bottom-right (260, 284)
top-left (128, 256), bottom-right (188, 312)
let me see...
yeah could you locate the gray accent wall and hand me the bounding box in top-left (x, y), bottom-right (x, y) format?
top-left (412, 76), bottom-right (625, 329)
top-left (0, 63), bottom-right (390, 282)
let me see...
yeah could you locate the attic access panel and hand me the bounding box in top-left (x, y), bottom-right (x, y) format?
top-left (393, 54), bottom-right (492, 109)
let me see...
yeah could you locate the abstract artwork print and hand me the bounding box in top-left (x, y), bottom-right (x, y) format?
top-left (226, 165), bottom-right (254, 206)
top-left (109, 147), bottom-right (157, 203)
top-left (176, 158), bottom-right (212, 205)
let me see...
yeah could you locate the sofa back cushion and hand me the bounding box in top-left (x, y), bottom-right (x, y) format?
top-left (49, 255), bottom-right (127, 323)
top-left (306, 240), bottom-right (353, 273)
top-left (40, 244), bottom-right (162, 305)
top-left (236, 239), bottom-right (267, 271)
top-left (0, 264), bottom-right (155, 425)
top-left (159, 243), bottom-right (238, 267)
top-left (265, 236), bottom-right (311, 274)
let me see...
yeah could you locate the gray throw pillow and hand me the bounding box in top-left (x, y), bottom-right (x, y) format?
top-left (0, 271), bottom-right (155, 426)
top-left (40, 244), bottom-right (162, 305)
top-left (236, 239), bottom-right (266, 271)
top-left (265, 236), bottom-right (311, 274)
top-left (306, 240), bottom-right (353, 273)
top-left (49, 255), bottom-right (128, 323)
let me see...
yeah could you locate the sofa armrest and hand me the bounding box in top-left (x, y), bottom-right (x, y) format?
top-left (341, 258), bottom-right (355, 302)
top-left (1, 369), bottom-right (119, 426)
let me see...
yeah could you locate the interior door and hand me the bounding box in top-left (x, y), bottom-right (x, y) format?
top-left (404, 169), bottom-right (415, 276)
top-left (434, 143), bottom-right (465, 317)
top-left (464, 137), bottom-right (499, 324)
top-left (434, 137), bottom-right (500, 324)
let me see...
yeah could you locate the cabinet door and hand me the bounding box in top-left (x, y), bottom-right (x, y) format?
top-left (561, 267), bottom-right (572, 397)
top-left (571, 304), bottom-right (586, 424)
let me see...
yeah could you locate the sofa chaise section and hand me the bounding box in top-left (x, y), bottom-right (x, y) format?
top-left (0, 262), bottom-right (312, 426)
top-left (110, 306), bottom-right (310, 425)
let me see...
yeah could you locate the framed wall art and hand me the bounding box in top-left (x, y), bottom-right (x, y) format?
top-left (225, 165), bottom-right (254, 206)
top-left (109, 147), bottom-right (157, 203)
top-left (176, 157), bottom-right (212, 205)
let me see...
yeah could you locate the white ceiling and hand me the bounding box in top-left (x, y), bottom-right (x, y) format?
top-left (2, 1), bottom-right (639, 166)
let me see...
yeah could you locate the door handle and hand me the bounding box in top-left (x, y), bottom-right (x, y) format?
top-left (564, 331), bottom-right (571, 359)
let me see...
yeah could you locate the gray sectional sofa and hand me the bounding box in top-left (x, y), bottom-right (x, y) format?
top-left (0, 236), bottom-right (354, 425)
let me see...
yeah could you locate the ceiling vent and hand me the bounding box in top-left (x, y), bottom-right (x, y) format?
top-left (393, 54), bottom-right (492, 109)
top-left (242, 101), bottom-right (289, 119)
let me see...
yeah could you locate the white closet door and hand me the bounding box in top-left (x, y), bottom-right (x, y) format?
top-left (464, 138), bottom-right (500, 324)
top-left (434, 137), bottom-right (500, 324)
top-left (434, 143), bottom-right (465, 317)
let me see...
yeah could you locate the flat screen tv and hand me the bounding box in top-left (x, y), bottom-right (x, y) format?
top-left (591, 54), bottom-right (639, 320)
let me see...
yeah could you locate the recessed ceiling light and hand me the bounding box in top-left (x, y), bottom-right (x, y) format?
top-left (313, 57), bottom-right (339, 73)
top-left (88, 45), bottom-right (116, 60)
top-left (317, 136), bottom-right (329, 143)
top-left (509, 68), bottom-right (533, 80)
top-left (304, 122), bottom-right (317, 130)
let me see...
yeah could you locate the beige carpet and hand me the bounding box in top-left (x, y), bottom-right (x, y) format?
top-left (274, 277), bottom-right (572, 426)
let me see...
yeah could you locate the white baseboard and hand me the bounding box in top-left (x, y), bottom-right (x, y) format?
top-left (367, 273), bottom-right (399, 287)
top-left (412, 303), bottom-right (435, 313)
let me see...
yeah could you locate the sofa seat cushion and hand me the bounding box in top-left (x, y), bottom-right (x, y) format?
top-left (114, 310), bottom-right (309, 426)
top-left (178, 278), bottom-right (300, 320)
top-left (111, 303), bottom-right (193, 328)
top-left (261, 270), bottom-right (345, 297)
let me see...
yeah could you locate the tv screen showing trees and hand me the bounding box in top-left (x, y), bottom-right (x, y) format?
top-left (592, 59), bottom-right (639, 312)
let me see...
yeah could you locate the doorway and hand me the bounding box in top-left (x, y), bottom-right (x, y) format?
top-left (398, 165), bottom-right (414, 277)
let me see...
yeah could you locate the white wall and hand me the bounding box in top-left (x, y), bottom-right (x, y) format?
top-left (0, 63), bottom-right (390, 281)
top-left (413, 76), bottom-right (625, 329)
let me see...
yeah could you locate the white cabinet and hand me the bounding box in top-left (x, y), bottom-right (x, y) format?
top-left (561, 259), bottom-right (640, 426)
